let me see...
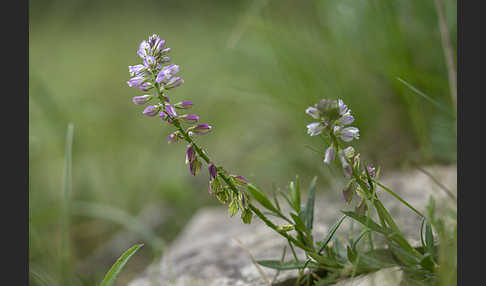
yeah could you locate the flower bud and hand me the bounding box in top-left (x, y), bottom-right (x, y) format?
top-left (228, 198), bottom-right (239, 217)
top-left (343, 146), bottom-right (355, 159)
top-left (190, 124), bottom-right (212, 135)
top-left (174, 101), bottom-right (193, 109)
top-left (189, 157), bottom-right (202, 176)
top-left (305, 106), bottom-right (320, 120)
top-left (143, 105), bottom-right (161, 117)
top-left (342, 183), bottom-right (354, 204)
top-left (180, 114), bottom-right (199, 124)
top-left (185, 145), bottom-right (196, 164)
top-left (164, 103), bottom-right (178, 119)
top-left (166, 77), bottom-right (184, 89)
top-left (208, 163), bottom-right (217, 180)
top-left (323, 146), bottom-right (335, 164)
top-left (132, 94), bottom-right (153, 105)
top-left (231, 175), bottom-right (248, 186)
top-left (167, 131), bottom-right (182, 144)
top-left (339, 127), bottom-right (360, 142)
top-left (306, 122), bottom-right (324, 136)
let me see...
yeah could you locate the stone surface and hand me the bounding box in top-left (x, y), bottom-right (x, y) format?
top-left (129, 165), bottom-right (456, 286)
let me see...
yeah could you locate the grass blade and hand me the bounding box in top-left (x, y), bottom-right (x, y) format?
top-left (99, 244), bottom-right (143, 286)
top-left (318, 215), bottom-right (346, 254)
top-left (304, 176), bottom-right (317, 230)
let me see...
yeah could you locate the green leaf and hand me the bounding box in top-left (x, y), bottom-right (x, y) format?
top-left (289, 177), bottom-right (301, 212)
top-left (341, 211), bottom-right (387, 235)
top-left (425, 222), bottom-right (435, 257)
top-left (306, 252), bottom-right (341, 268)
top-left (318, 215), bottom-right (347, 254)
top-left (99, 244), bottom-right (143, 286)
top-left (290, 213), bottom-right (308, 234)
top-left (256, 259), bottom-right (319, 270)
top-left (246, 184), bottom-right (278, 213)
top-left (304, 176), bottom-right (317, 230)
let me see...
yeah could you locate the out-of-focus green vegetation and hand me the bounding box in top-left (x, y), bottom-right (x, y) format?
top-left (29, 0), bottom-right (456, 285)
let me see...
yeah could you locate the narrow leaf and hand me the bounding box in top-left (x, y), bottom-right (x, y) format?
top-left (318, 215), bottom-right (346, 254)
top-left (304, 176), bottom-right (317, 230)
top-left (246, 184), bottom-right (278, 213)
top-left (99, 244), bottom-right (143, 286)
top-left (341, 211), bottom-right (387, 235)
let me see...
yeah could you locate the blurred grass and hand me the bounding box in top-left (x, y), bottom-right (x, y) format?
top-left (29, 0), bottom-right (456, 285)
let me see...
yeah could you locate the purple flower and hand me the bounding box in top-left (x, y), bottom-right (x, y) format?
top-left (305, 106), bottom-right (320, 120)
top-left (323, 146), bottom-right (335, 164)
top-left (165, 103), bottom-right (178, 119)
top-left (190, 158), bottom-right (202, 176)
top-left (132, 94), bottom-right (152, 105)
top-left (165, 77), bottom-right (183, 89)
top-left (137, 40), bottom-right (150, 58)
top-left (156, 64), bottom-right (180, 84)
top-left (191, 124), bottom-right (212, 135)
top-left (185, 145), bottom-right (196, 164)
top-left (167, 131), bottom-right (182, 144)
top-left (161, 47), bottom-right (171, 54)
top-left (180, 114), bottom-right (199, 124)
top-left (367, 166), bottom-right (376, 179)
top-left (128, 64), bottom-right (146, 76)
top-left (127, 75), bottom-right (152, 91)
top-left (232, 175), bottom-right (248, 186)
top-left (306, 122), bottom-right (324, 136)
top-left (338, 127), bottom-right (360, 142)
top-left (208, 163), bottom-right (217, 180)
top-left (338, 99), bottom-right (349, 116)
top-left (143, 105), bottom-right (161, 117)
top-left (336, 114), bottom-right (354, 126)
top-left (339, 151), bottom-right (353, 177)
top-left (143, 56), bottom-right (157, 68)
top-left (174, 101), bottom-right (193, 109)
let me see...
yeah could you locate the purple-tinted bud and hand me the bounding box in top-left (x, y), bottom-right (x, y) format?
top-left (153, 38), bottom-right (165, 54)
top-left (180, 114), bottom-right (199, 124)
top-left (306, 122), bottom-right (324, 136)
top-left (137, 40), bottom-right (150, 58)
top-left (160, 111), bottom-right (168, 121)
top-left (143, 105), bottom-right (160, 117)
top-left (190, 157), bottom-right (202, 176)
top-left (367, 166), bottom-right (376, 179)
top-left (323, 146), bottom-right (335, 164)
top-left (161, 56), bottom-right (171, 63)
top-left (128, 64), bottom-right (146, 76)
top-left (185, 145), bottom-right (196, 164)
top-left (208, 163), bottom-right (217, 180)
top-left (132, 94), bottom-right (153, 105)
top-left (165, 104), bottom-right (178, 119)
top-left (336, 114), bottom-right (354, 126)
top-left (161, 47), bottom-right (171, 54)
top-left (143, 56), bottom-right (156, 68)
top-left (127, 76), bottom-right (145, 88)
top-left (343, 146), bottom-right (355, 159)
top-left (339, 127), bottom-right (360, 142)
top-left (174, 101), bottom-right (193, 109)
top-left (342, 184), bottom-right (354, 204)
top-left (156, 64), bottom-right (180, 83)
top-left (338, 99), bottom-right (349, 116)
top-left (232, 175), bottom-right (248, 186)
top-left (167, 131), bottom-right (182, 144)
top-left (305, 107), bottom-right (320, 120)
top-left (191, 124), bottom-right (212, 135)
top-left (165, 77), bottom-right (183, 89)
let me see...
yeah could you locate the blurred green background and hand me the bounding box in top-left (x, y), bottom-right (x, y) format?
top-left (29, 0), bottom-right (456, 285)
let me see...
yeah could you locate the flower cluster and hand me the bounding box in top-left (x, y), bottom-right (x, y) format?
top-left (305, 99), bottom-right (359, 168)
top-left (306, 99), bottom-right (375, 213)
top-left (128, 34), bottom-right (252, 224)
top-left (127, 34), bottom-right (212, 171)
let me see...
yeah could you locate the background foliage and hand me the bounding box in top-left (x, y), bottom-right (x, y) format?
top-left (29, 0), bottom-right (456, 284)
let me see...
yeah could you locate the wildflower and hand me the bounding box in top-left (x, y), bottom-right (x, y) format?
top-left (128, 64), bottom-right (146, 76)
top-left (190, 157), bottom-right (202, 176)
top-left (336, 126), bottom-right (360, 142)
top-left (127, 76), bottom-right (152, 91)
top-left (208, 163), bottom-right (217, 180)
top-left (338, 150), bottom-right (352, 177)
top-left (167, 131), bottom-right (182, 143)
top-left (307, 122), bottom-right (324, 136)
top-left (165, 77), bottom-right (184, 89)
top-left (165, 103), bottom-right (178, 119)
top-left (179, 114), bottom-right (199, 124)
top-left (143, 105), bottom-right (161, 117)
top-left (323, 146), bottom-right (336, 164)
top-left (132, 94), bottom-right (153, 105)
top-left (174, 101), bottom-right (193, 109)
top-left (190, 124), bottom-right (212, 135)
top-left (185, 145), bottom-right (196, 164)
top-left (305, 106), bottom-right (320, 119)
top-left (366, 166), bottom-right (376, 179)
top-left (156, 64), bottom-right (180, 84)
top-left (231, 175), bottom-right (248, 186)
